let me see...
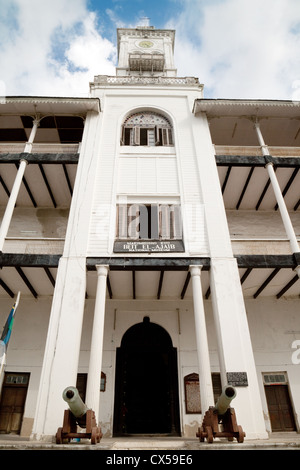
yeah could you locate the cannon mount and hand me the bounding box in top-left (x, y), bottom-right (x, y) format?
top-left (196, 386), bottom-right (246, 443)
top-left (55, 387), bottom-right (102, 445)
top-left (196, 406), bottom-right (245, 443)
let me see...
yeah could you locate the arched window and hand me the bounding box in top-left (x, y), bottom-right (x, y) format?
top-left (121, 111), bottom-right (173, 147)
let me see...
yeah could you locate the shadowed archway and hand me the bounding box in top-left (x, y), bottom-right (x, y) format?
top-left (113, 317), bottom-right (180, 436)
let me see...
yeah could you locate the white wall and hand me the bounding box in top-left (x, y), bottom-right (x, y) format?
top-left (1, 289), bottom-right (299, 437)
top-left (245, 297), bottom-right (300, 432)
top-left (86, 88), bottom-right (207, 257)
top-left (0, 297), bottom-right (52, 435)
top-left (77, 295), bottom-right (300, 437)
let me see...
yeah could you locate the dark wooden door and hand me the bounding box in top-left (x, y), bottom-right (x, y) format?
top-left (0, 373), bottom-right (29, 434)
top-left (113, 318), bottom-right (180, 436)
top-left (265, 384), bottom-right (296, 432)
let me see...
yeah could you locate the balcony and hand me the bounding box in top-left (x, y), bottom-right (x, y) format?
top-left (129, 53), bottom-right (165, 72)
top-left (215, 145), bottom-right (300, 157)
top-left (2, 237), bottom-right (65, 255)
top-left (0, 142), bottom-right (80, 154)
top-left (215, 146), bottom-right (300, 212)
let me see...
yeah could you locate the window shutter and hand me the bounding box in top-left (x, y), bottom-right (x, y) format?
top-left (162, 128), bottom-right (167, 146)
top-left (155, 127), bottom-right (161, 146)
top-left (117, 204), bottom-right (127, 238)
top-left (132, 127), bottom-right (140, 145)
top-left (167, 128), bottom-right (173, 145)
top-left (120, 126), bottom-right (125, 145)
top-left (150, 204), bottom-right (159, 239)
top-left (128, 204), bottom-right (139, 239)
top-left (159, 205), bottom-right (171, 239)
top-left (161, 128), bottom-right (173, 146)
top-left (138, 204), bottom-right (149, 239)
top-left (172, 205), bottom-right (182, 239)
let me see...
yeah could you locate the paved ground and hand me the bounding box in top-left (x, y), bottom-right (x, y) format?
top-left (0, 432), bottom-right (300, 450)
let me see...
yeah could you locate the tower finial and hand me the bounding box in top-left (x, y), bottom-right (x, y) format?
top-left (138, 17), bottom-right (151, 28)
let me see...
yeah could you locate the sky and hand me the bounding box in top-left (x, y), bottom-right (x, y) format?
top-left (0, 0), bottom-right (300, 100)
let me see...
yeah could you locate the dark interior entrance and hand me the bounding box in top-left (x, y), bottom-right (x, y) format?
top-left (113, 317), bottom-right (180, 436)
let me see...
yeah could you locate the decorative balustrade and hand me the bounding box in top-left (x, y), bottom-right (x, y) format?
top-left (0, 143), bottom-right (80, 154)
top-left (215, 145), bottom-right (300, 157)
top-left (92, 75), bottom-right (202, 87)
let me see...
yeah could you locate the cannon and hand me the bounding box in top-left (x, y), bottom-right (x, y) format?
top-left (196, 386), bottom-right (246, 443)
top-left (55, 386), bottom-right (102, 445)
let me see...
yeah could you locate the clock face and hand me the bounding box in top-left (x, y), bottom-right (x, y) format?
top-left (139, 40), bottom-right (154, 48)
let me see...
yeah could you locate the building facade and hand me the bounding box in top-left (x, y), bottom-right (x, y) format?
top-left (0, 24), bottom-right (299, 441)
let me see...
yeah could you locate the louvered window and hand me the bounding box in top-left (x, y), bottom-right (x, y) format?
top-left (116, 204), bottom-right (182, 240)
top-left (263, 373), bottom-right (287, 384)
top-left (121, 112), bottom-right (173, 147)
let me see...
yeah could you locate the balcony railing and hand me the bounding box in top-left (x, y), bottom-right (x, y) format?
top-left (2, 236), bottom-right (295, 257)
top-left (0, 143), bottom-right (80, 154)
top-left (231, 239), bottom-right (294, 255)
top-left (92, 75), bottom-right (202, 88)
top-left (129, 53), bottom-right (165, 72)
top-left (3, 237), bottom-right (65, 255)
top-left (215, 145), bottom-right (300, 157)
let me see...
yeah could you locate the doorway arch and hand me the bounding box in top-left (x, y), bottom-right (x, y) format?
top-left (113, 317), bottom-right (180, 436)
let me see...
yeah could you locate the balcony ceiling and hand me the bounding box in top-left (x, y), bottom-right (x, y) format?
top-left (0, 160), bottom-right (77, 209)
top-left (206, 107), bottom-right (300, 212)
top-left (0, 255), bottom-right (298, 301)
top-left (217, 161), bottom-right (300, 211)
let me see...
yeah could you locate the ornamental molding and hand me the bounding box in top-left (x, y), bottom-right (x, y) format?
top-left (117, 28), bottom-right (175, 41)
top-left (3, 96), bottom-right (98, 105)
top-left (92, 75), bottom-right (203, 89)
top-left (195, 98), bottom-right (300, 109)
top-left (193, 98), bottom-right (300, 118)
top-left (0, 96), bottom-right (100, 114)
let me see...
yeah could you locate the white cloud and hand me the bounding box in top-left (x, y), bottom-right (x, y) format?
top-left (169, 0), bottom-right (300, 99)
top-left (0, 0), bottom-right (116, 97)
top-left (1, 0), bottom-right (300, 100)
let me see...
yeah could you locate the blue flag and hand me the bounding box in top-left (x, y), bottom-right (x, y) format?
top-left (0, 292), bottom-right (20, 350)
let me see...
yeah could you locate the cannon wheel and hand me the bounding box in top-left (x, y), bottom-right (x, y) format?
top-left (91, 427), bottom-right (100, 445)
top-left (237, 425), bottom-right (245, 443)
top-left (56, 427), bottom-right (63, 444)
top-left (55, 427), bottom-right (69, 444)
top-left (196, 426), bottom-right (205, 442)
top-left (205, 426), bottom-right (213, 444)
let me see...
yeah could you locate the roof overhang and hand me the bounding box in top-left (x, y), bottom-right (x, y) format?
top-left (0, 96), bottom-right (100, 115)
top-left (193, 99), bottom-right (300, 119)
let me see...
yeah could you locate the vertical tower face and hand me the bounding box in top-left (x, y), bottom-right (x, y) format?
top-left (116, 26), bottom-right (177, 77)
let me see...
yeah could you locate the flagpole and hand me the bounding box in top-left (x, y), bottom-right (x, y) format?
top-left (0, 344), bottom-right (6, 391)
top-left (14, 291), bottom-right (21, 311)
top-left (0, 292), bottom-right (21, 390)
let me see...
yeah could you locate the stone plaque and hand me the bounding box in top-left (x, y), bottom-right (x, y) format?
top-left (185, 379), bottom-right (201, 414)
top-left (227, 372), bottom-right (248, 387)
top-left (113, 240), bottom-right (185, 253)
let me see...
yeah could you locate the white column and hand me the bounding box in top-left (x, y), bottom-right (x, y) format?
top-left (0, 118), bottom-right (39, 251)
top-left (31, 256), bottom-right (87, 440)
top-left (190, 265), bottom-right (214, 413)
top-left (210, 257), bottom-right (268, 439)
top-left (24, 118), bottom-right (39, 153)
top-left (254, 121), bottom-right (300, 276)
top-left (0, 159), bottom-right (27, 251)
top-left (85, 265), bottom-right (109, 419)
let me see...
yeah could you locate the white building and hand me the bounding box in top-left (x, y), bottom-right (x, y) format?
top-left (0, 23), bottom-right (299, 441)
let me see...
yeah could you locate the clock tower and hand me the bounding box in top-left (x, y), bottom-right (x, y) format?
top-left (116, 21), bottom-right (177, 77)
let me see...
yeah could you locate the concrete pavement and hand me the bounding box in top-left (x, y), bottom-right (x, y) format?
top-left (0, 433), bottom-right (299, 450)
